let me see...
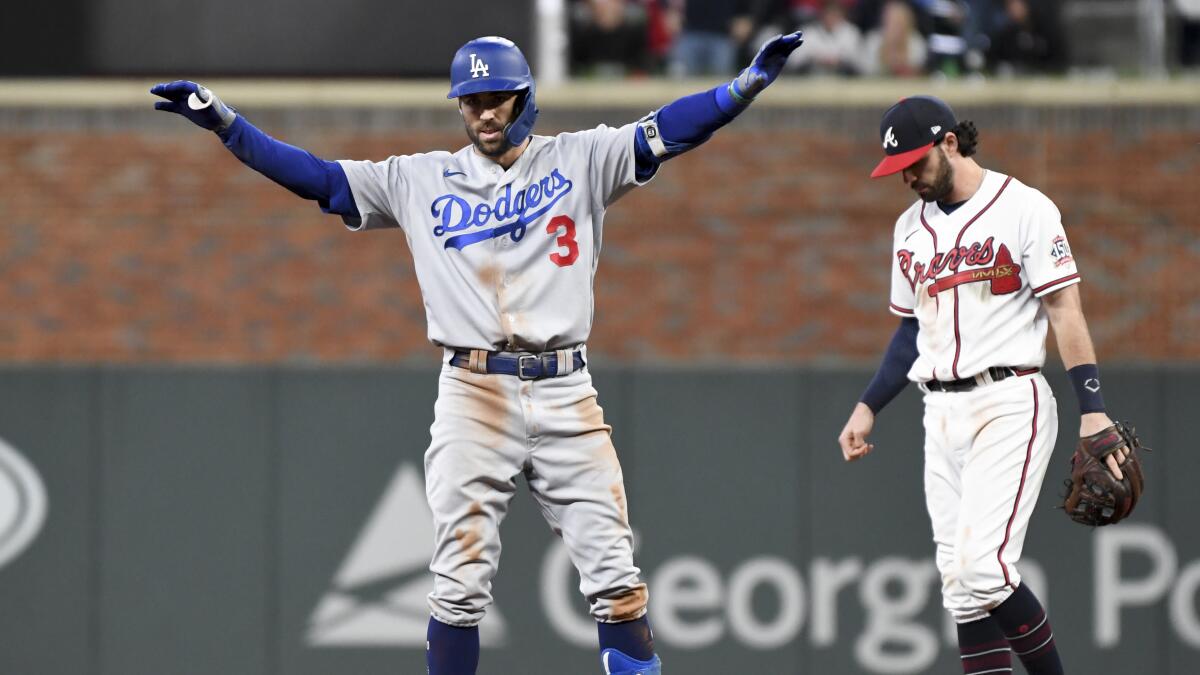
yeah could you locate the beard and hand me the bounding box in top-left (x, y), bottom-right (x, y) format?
top-left (466, 123), bottom-right (514, 158)
top-left (913, 146), bottom-right (955, 203)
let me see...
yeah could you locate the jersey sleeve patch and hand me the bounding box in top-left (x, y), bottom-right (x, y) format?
top-left (1049, 234), bottom-right (1074, 267)
top-left (1019, 186), bottom-right (1079, 293)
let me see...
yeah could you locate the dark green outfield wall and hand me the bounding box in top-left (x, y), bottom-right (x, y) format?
top-left (0, 367), bottom-right (1196, 674)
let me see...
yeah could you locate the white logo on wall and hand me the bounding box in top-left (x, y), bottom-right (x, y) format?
top-left (469, 54), bottom-right (490, 79)
top-left (307, 463), bottom-right (507, 647)
top-left (0, 436), bottom-right (48, 570)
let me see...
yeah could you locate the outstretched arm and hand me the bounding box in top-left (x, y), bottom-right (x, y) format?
top-left (150, 81), bottom-right (358, 217)
top-left (633, 31), bottom-right (804, 179)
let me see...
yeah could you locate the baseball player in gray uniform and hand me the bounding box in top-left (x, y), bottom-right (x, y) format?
top-left (152, 33), bottom-right (803, 674)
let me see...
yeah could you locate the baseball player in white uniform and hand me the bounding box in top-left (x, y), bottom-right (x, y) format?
top-left (837, 96), bottom-right (1128, 675)
top-left (152, 33), bottom-right (804, 675)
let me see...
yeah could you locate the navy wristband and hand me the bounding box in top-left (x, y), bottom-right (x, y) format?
top-left (1067, 363), bottom-right (1106, 414)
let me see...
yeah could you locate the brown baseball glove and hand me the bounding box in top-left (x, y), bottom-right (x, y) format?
top-left (1062, 421), bottom-right (1147, 526)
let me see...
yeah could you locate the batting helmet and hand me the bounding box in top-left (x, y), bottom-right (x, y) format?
top-left (447, 36), bottom-right (539, 146)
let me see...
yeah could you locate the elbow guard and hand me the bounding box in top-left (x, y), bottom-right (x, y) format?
top-left (635, 110), bottom-right (709, 163)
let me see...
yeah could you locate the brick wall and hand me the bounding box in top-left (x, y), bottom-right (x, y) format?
top-left (0, 112), bottom-right (1196, 364)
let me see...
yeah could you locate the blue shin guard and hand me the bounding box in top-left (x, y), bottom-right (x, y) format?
top-left (601, 648), bottom-right (662, 675)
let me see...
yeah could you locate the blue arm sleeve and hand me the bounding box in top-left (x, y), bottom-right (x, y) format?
top-left (634, 83), bottom-right (751, 179)
top-left (218, 116), bottom-right (359, 217)
top-left (860, 318), bottom-right (920, 414)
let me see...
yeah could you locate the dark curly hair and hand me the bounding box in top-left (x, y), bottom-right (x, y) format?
top-left (947, 120), bottom-right (979, 157)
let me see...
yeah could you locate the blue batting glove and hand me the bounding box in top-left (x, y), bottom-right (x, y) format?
top-left (150, 81), bottom-right (237, 132)
top-left (729, 31), bottom-right (804, 102)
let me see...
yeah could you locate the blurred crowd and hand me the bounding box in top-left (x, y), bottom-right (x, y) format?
top-left (569, 0), bottom-right (1200, 78)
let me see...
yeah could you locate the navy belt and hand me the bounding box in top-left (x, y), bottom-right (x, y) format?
top-left (923, 366), bottom-right (1039, 393)
top-left (450, 349), bottom-right (585, 381)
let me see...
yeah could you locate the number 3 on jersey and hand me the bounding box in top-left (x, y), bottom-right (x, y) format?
top-left (546, 215), bottom-right (579, 267)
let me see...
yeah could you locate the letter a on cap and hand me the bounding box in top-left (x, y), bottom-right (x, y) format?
top-left (883, 126), bottom-right (898, 149)
top-left (870, 96), bottom-right (959, 178)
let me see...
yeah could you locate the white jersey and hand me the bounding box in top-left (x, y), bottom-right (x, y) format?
top-left (889, 170), bottom-right (1080, 382)
top-left (337, 123), bottom-right (650, 351)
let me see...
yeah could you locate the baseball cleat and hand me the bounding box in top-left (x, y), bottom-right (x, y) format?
top-left (601, 648), bottom-right (661, 675)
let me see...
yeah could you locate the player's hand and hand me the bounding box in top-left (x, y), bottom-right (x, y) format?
top-left (1081, 412), bottom-right (1127, 481)
top-left (838, 402), bottom-right (876, 463)
top-left (151, 81), bottom-right (237, 132)
top-left (731, 31), bottom-right (804, 100)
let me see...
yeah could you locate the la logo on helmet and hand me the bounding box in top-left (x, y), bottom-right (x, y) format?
top-left (469, 54), bottom-right (490, 79)
top-left (883, 126), bottom-right (898, 149)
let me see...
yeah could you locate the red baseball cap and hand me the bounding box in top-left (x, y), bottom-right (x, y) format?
top-left (870, 96), bottom-right (959, 178)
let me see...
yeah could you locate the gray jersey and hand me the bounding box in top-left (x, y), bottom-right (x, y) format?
top-left (338, 123), bottom-right (651, 352)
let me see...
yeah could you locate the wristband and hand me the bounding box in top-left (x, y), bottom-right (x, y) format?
top-left (1067, 363), bottom-right (1106, 414)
